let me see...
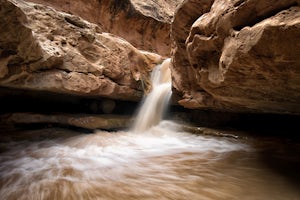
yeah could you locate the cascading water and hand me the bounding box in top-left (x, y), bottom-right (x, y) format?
top-left (0, 59), bottom-right (299, 199)
top-left (132, 58), bottom-right (172, 133)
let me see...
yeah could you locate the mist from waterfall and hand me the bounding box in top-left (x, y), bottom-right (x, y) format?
top-left (132, 58), bottom-right (172, 133)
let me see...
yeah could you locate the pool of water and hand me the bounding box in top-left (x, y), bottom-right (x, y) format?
top-left (0, 121), bottom-right (299, 200)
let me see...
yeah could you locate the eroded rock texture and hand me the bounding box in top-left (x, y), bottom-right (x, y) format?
top-left (0, 0), bottom-right (163, 101)
top-left (171, 0), bottom-right (300, 114)
top-left (26, 0), bottom-right (183, 56)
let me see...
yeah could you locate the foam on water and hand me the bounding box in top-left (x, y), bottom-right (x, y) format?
top-left (1, 124), bottom-right (299, 200)
top-left (0, 121), bottom-right (250, 199)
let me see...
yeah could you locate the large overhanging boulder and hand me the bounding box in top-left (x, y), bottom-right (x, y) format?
top-left (0, 0), bottom-right (163, 101)
top-left (171, 0), bottom-right (300, 114)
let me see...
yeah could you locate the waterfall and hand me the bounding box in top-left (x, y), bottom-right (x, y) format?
top-left (132, 58), bottom-right (172, 133)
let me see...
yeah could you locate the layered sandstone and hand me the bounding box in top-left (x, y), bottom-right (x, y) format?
top-left (0, 0), bottom-right (163, 101)
top-left (26, 0), bottom-right (183, 56)
top-left (171, 0), bottom-right (300, 114)
top-left (1, 113), bottom-right (130, 130)
top-left (2, 0), bottom-right (300, 118)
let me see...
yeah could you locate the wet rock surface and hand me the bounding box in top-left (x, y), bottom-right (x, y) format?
top-left (0, 113), bottom-right (131, 131)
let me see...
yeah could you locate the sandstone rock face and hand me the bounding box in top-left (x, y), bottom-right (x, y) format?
top-left (26, 0), bottom-right (183, 56)
top-left (0, 0), bottom-right (163, 101)
top-left (171, 0), bottom-right (300, 114)
top-left (171, 0), bottom-right (214, 104)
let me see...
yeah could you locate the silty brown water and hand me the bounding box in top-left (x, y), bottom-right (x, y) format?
top-left (0, 123), bottom-right (299, 200)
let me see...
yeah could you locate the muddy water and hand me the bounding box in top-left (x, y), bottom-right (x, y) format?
top-left (0, 121), bottom-right (299, 200)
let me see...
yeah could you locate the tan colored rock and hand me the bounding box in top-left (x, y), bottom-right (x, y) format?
top-left (171, 0), bottom-right (300, 114)
top-left (26, 0), bottom-right (183, 56)
top-left (170, 0), bottom-right (214, 103)
top-left (0, 0), bottom-right (163, 101)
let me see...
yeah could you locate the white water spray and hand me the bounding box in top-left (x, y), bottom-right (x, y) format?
top-left (132, 58), bottom-right (172, 133)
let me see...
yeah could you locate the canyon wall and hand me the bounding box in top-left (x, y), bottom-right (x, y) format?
top-left (26, 0), bottom-right (183, 56)
top-left (0, 0), bottom-right (164, 101)
top-left (1, 0), bottom-right (300, 119)
top-left (171, 0), bottom-right (300, 114)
